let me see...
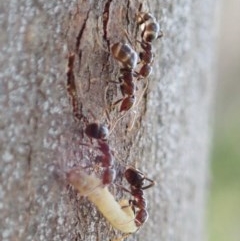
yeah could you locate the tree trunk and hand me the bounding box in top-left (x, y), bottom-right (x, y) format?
top-left (0, 0), bottom-right (217, 241)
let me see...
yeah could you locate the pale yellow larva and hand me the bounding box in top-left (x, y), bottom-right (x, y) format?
top-left (67, 168), bottom-right (138, 233)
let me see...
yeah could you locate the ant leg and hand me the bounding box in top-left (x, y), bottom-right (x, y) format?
top-left (79, 141), bottom-right (99, 151)
top-left (126, 110), bottom-right (137, 131)
top-left (104, 108), bottom-right (112, 127)
top-left (158, 30), bottom-right (164, 39)
top-left (108, 111), bottom-right (130, 136)
top-left (116, 184), bottom-right (132, 194)
top-left (107, 80), bottom-right (120, 85)
top-left (122, 28), bottom-right (134, 47)
top-left (112, 97), bottom-right (124, 107)
top-left (99, 106), bottom-right (121, 137)
top-left (127, 79), bottom-right (149, 131)
top-left (107, 96), bottom-right (135, 136)
top-left (141, 178), bottom-right (155, 190)
top-left (135, 78), bottom-right (149, 107)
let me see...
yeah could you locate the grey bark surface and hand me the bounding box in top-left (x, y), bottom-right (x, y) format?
top-left (0, 0), bottom-right (218, 241)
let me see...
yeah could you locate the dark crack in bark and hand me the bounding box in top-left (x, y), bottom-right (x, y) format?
top-left (102, 0), bottom-right (113, 50)
top-left (126, 0), bottom-right (131, 26)
top-left (75, 10), bottom-right (90, 52)
top-left (66, 53), bottom-right (86, 123)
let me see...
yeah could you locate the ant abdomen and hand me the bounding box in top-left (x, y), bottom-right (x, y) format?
top-left (111, 42), bottom-right (138, 69)
top-left (135, 209), bottom-right (149, 227)
top-left (142, 22), bottom-right (160, 42)
top-left (137, 12), bottom-right (162, 43)
top-left (137, 64), bottom-right (152, 79)
top-left (119, 96), bottom-right (135, 112)
top-left (120, 80), bottom-right (135, 96)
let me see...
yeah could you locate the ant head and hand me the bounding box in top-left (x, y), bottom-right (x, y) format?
top-left (85, 123), bottom-right (109, 141)
top-left (124, 167), bottom-right (145, 188)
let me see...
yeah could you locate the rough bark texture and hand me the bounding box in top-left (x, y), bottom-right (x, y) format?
top-left (0, 0), bottom-right (218, 241)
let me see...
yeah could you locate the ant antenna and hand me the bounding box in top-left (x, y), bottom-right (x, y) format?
top-left (108, 110), bottom-right (130, 136)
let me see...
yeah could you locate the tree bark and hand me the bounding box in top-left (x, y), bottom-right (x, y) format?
top-left (0, 0), bottom-right (218, 241)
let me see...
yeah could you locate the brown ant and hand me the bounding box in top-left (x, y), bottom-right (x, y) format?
top-left (120, 167), bottom-right (155, 227)
top-left (111, 42), bottom-right (138, 112)
top-left (110, 37), bottom-right (151, 130)
top-left (81, 123), bottom-right (116, 186)
top-left (95, 24), bottom-right (137, 107)
top-left (66, 55), bottom-right (115, 185)
top-left (135, 12), bottom-right (163, 80)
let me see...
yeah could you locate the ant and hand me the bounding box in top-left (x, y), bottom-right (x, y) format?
top-left (120, 167), bottom-right (155, 227)
top-left (81, 122), bottom-right (116, 186)
top-left (66, 55), bottom-right (114, 184)
top-left (135, 12), bottom-right (163, 80)
top-left (111, 42), bottom-right (138, 112)
top-left (110, 35), bottom-right (151, 131)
